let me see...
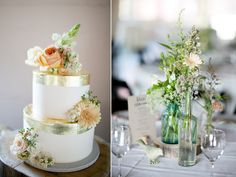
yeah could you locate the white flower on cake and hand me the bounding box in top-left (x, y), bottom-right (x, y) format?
top-left (30, 152), bottom-right (55, 168)
top-left (11, 134), bottom-right (28, 155)
top-left (183, 53), bottom-right (202, 69)
top-left (66, 91), bottom-right (101, 129)
top-left (10, 128), bottom-right (38, 160)
top-left (52, 33), bottom-right (61, 41)
top-left (26, 46), bottom-right (42, 66)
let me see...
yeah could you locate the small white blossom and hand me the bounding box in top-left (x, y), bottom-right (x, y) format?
top-left (52, 33), bottom-right (61, 41)
top-left (169, 73), bottom-right (176, 82)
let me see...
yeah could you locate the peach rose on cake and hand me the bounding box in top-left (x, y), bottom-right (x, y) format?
top-left (37, 46), bottom-right (63, 68)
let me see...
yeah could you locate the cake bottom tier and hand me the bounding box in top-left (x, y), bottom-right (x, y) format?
top-left (24, 120), bottom-right (94, 163)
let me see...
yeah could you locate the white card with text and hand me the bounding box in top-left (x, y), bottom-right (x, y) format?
top-left (128, 95), bottom-right (157, 144)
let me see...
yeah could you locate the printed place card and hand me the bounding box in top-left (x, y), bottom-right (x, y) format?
top-left (128, 95), bottom-right (157, 144)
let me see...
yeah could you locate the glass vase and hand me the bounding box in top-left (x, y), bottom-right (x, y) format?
top-left (178, 91), bottom-right (198, 166)
top-left (161, 103), bottom-right (180, 144)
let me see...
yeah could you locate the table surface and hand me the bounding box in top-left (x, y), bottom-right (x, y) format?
top-left (0, 129), bottom-right (110, 177)
top-left (112, 142), bottom-right (236, 177)
top-left (112, 116), bottom-right (236, 177)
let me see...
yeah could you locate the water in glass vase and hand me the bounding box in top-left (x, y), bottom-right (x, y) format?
top-left (178, 117), bottom-right (197, 166)
top-left (178, 91), bottom-right (198, 167)
top-left (178, 140), bottom-right (196, 166)
top-left (161, 103), bottom-right (180, 144)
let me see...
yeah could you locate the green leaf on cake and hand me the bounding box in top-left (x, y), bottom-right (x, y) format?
top-left (68, 24), bottom-right (80, 38)
top-left (53, 23), bottom-right (81, 47)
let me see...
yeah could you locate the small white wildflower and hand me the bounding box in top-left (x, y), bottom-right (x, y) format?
top-left (169, 73), bottom-right (176, 82)
top-left (167, 85), bottom-right (171, 89)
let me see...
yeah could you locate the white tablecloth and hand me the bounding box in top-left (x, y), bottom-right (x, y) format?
top-left (112, 142), bottom-right (236, 177)
top-left (112, 118), bottom-right (236, 177)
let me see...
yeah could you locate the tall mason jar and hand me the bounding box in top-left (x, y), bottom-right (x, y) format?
top-left (161, 103), bottom-right (180, 144)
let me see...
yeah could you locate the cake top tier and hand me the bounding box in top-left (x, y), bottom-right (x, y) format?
top-left (25, 24), bottom-right (81, 75)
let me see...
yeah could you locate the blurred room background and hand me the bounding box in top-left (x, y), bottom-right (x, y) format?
top-left (112, 0), bottom-right (236, 119)
top-left (0, 0), bottom-right (110, 142)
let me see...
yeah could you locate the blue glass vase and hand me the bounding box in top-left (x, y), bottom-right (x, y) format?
top-left (161, 103), bottom-right (180, 144)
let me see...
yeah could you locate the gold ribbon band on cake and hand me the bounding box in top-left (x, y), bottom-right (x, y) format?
top-left (23, 105), bottom-right (90, 135)
top-left (33, 70), bottom-right (90, 87)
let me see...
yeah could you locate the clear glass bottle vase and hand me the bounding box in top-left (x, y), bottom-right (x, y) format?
top-left (178, 91), bottom-right (198, 166)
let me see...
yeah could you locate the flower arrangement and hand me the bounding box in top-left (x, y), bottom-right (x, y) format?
top-left (147, 16), bottom-right (203, 107)
top-left (66, 91), bottom-right (101, 129)
top-left (147, 11), bottom-right (223, 144)
top-left (10, 128), bottom-right (54, 168)
top-left (10, 128), bottom-right (38, 160)
top-left (146, 12), bottom-right (205, 143)
top-left (25, 24), bottom-right (81, 75)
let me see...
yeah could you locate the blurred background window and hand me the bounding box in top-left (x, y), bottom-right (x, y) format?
top-left (112, 0), bottom-right (236, 116)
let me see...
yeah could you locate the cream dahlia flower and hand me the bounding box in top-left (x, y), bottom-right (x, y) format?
top-left (66, 100), bottom-right (101, 129)
top-left (77, 104), bottom-right (101, 129)
top-left (184, 53), bottom-right (202, 69)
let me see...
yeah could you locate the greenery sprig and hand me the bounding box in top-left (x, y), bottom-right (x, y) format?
top-left (52, 24), bottom-right (80, 47)
top-left (82, 91), bottom-right (101, 106)
top-left (147, 11), bottom-right (203, 107)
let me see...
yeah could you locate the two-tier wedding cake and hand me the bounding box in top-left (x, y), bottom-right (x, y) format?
top-left (10, 24), bottom-right (101, 168)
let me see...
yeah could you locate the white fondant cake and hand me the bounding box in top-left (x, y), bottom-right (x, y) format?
top-left (10, 24), bottom-right (101, 168)
top-left (23, 71), bottom-right (95, 163)
top-left (24, 117), bottom-right (94, 163)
